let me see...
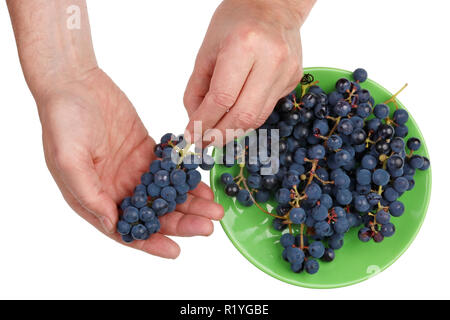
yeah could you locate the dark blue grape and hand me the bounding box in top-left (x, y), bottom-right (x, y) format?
top-left (161, 186), bottom-right (177, 202)
top-left (375, 209), bottom-right (390, 225)
top-left (372, 169), bottom-right (390, 186)
top-left (152, 198), bottom-right (169, 216)
top-left (304, 259), bottom-right (319, 274)
top-left (237, 189), bottom-right (253, 206)
top-left (154, 170), bottom-right (170, 187)
top-left (393, 109), bottom-right (409, 125)
top-left (131, 224), bottom-right (149, 240)
top-left (145, 218), bottom-right (161, 234)
top-left (380, 223), bottom-right (395, 237)
top-left (147, 183), bottom-right (161, 197)
top-left (117, 220), bottom-right (131, 235)
top-left (308, 241), bottom-right (325, 258)
top-left (131, 191), bottom-right (148, 209)
top-left (139, 207), bottom-right (156, 222)
top-left (353, 68), bottom-right (368, 82)
top-left (280, 233), bottom-right (295, 248)
top-left (335, 78), bottom-right (351, 93)
top-left (171, 169), bottom-right (187, 185)
top-left (373, 104), bottom-right (390, 119)
top-left (389, 200), bottom-right (405, 217)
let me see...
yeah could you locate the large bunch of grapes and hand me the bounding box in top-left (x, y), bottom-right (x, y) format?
top-left (219, 68), bottom-right (430, 274)
top-left (117, 134), bottom-right (214, 243)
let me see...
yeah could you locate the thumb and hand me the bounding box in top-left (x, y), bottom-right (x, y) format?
top-left (54, 152), bottom-right (118, 234)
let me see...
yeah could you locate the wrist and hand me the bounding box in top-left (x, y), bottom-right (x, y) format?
top-left (276, 0), bottom-right (316, 26)
top-left (7, 0), bottom-right (98, 103)
top-left (234, 0), bottom-right (315, 29)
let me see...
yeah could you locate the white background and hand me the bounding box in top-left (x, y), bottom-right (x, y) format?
top-left (0, 0), bottom-right (448, 299)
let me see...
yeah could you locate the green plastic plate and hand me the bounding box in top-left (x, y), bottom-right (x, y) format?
top-left (210, 67), bottom-right (432, 288)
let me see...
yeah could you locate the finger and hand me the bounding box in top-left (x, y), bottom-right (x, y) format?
top-left (49, 166), bottom-right (181, 259)
top-left (53, 150), bottom-right (118, 234)
top-left (185, 46), bottom-right (254, 143)
top-left (159, 211), bottom-right (214, 237)
top-left (121, 232), bottom-right (181, 259)
top-left (215, 63), bottom-right (281, 138)
top-left (176, 194), bottom-right (224, 221)
top-left (188, 181), bottom-right (214, 201)
top-left (260, 71), bottom-right (303, 124)
top-left (183, 52), bottom-right (214, 117)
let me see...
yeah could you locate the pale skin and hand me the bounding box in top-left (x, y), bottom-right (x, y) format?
top-left (6, 0), bottom-right (314, 258)
top-left (185, 0), bottom-right (316, 144)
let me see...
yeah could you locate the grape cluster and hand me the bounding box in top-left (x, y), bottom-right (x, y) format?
top-left (117, 133), bottom-right (214, 243)
top-left (219, 68), bottom-right (430, 274)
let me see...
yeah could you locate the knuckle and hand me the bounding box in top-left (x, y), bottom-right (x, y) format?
top-left (271, 43), bottom-right (290, 63)
top-left (208, 91), bottom-right (237, 111)
top-left (288, 60), bottom-right (301, 76)
top-left (236, 111), bottom-right (258, 130)
top-left (256, 110), bottom-right (272, 127)
top-left (236, 26), bottom-right (262, 47)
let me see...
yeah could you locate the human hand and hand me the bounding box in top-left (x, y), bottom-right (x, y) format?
top-left (184, 0), bottom-right (315, 144)
top-left (36, 68), bottom-right (224, 258)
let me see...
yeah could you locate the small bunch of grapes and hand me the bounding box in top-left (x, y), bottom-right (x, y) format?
top-left (219, 68), bottom-right (430, 274)
top-left (117, 133), bottom-right (214, 243)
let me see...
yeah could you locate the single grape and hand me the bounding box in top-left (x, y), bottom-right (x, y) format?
top-left (301, 93), bottom-right (317, 109)
top-left (170, 169), bottom-right (187, 185)
top-left (237, 189), bottom-right (253, 207)
top-left (123, 206), bottom-right (139, 224)
top-left (312, 205), bottom-right (328, 221)
top-left (154, 170), bottom-right (170, 187)
top-left (321, 248), bottom-right (335, 262)
top-left (131, 224), bottom-right (149, 240)
top-left (335, 78), bottom-right (351, 93)
top-left (337, 118), bottom-right (354, 135)
top-left (419, 157), bottom-right (430, 170)
top-left (308, 241), bottom-right (325, 258)
top-left (117, 220), bottom-right (131, 235)
top-left (280, 233), bottom-right (295, 248)
top-left (375, 209), bottom-right (390, 225)
top-left (372, 169), bottom-right (390, 186)
top-left (373, 104), bottom-right (390, 119)
top-left (389, 200), bottom-right (405, 217)
top-left (121, 234), bottom-right (134, 243)
top-left (145, 217), bottom-right (161, 234)
top-left (161, 186), bottom-right (177, 202)
top-left (291, 261), bottom-right (304, 273)
top-left (139, 207), bottom-right (156, 223)
top-left (290, 207), bottom-right (306, 224)
top-left (147, 183), bottom-right (161, 198)
top-left (120, 197), bottom-right (132, 211)
top-left (407, 137), bottom-right (421, 151)
top-left (286, 246), bottom-right (305, 264)
top-left (373, 232), bottom-right (384, 243)
top-left (314, 221), bottom-right (331, 237)
top-left (358, 227), bottom-right (372, 242)
top-left (152, 198), bottom-right (169, 216)
top-left (353, 68), bottom-right (368, 82)
top-left (305, 183), bottom-right (322, 200)
top-left (380, 223), bottom-right (395, 237)
top-left (336, 189), bottom-right (352, 205)
top-left (393, 109), bottom-right (409, 125)
top-left (224, 183), bottom-right (240, 198)
top-left (304, 259), bottom-right (319, 274)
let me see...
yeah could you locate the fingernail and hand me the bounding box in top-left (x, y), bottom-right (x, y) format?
top-left (100, 217), bottom-right (114, 234)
